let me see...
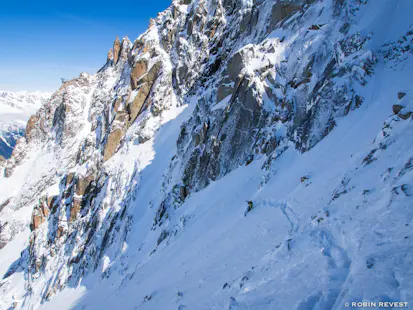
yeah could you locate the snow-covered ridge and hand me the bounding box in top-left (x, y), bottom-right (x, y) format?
top-left (0, 90), bottom-right (50, 124)
top-left (0, 91), bottom-right (50, 119)
top-left (0, 90), bottom-right (50, 107)
top-left (0, 0), bottom-right (413, 309)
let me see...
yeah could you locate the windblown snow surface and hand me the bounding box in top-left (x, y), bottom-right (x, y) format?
top-left (0, 0), bottom-right (413, 309)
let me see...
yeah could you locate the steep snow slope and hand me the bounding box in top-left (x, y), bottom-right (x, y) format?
top-left (1, 0), bottom-right (413, 309)
top-left (0, 91), bottom-right (50, 159)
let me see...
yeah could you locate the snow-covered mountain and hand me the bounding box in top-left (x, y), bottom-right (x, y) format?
top-left (1, 0), bottom-right (413, 309)
top-left (0, 91), bottom-right (50, 159)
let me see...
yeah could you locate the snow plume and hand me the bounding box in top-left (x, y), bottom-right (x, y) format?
top-left (1, 0), bottom-right (413, 309)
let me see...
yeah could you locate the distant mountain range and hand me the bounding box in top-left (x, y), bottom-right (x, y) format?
top-left (0, 91), bottom-right (50, 159)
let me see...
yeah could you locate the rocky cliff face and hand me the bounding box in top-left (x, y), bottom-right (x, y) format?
top-left (1, 0), bottom-right (413, 309)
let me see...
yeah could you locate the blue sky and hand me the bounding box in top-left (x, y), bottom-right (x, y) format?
top-left (0, 0), bottom-right (172, 92)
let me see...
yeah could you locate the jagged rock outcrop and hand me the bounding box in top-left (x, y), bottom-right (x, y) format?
top-left (107, 48), bottom-right (113, 62)
top-left (269, 0), bottom-right (305, 29)
top-left (128, 61), bottom-right (162, 122)
top-left (130, 59), bottom-right (149, 89)
top-left (25, 115), bottom-right (40, 142)
top-left (103, 127), bottom-right (125, 162)
top-left (30, 202), bottom-right (49, 231)
top-left (4, 138), bottom-right (27, 177)
top-left (393, 93), bottom-right (413, 120)
top-left (110, 36), bottom-right (131, 66)
top-left (113, 36), bottom-right (121, 65)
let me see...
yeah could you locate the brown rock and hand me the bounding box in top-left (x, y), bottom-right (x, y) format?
top-left (70, 198), bottom-right (82, 222)
top-left (399, 111), bottom-right (412, 120)
top-left (4, 167), bottom-right (12, 178)
top-left (64, 190), bottom-right (71, 200)
top-left (128, 83), bottom-right (152, 123)
top-left (140, 61), bottom-right (162, 86)
top-left (112, 97), bottom-right (122, 113)
top-left (309, 24), bottom-right (321, 30)
top-left (128, 61), bottom-right (161, 123)
top-left (393, 104), bottom-right (412, 120)
top-left (401, 184), bottom-right (413, 196)
top-left (143, 45), bottom-right (150, 55)
top-left (270, 1), bottom-right (302, 29)
top-left (179, 186), bottom-right (188, 201)
top-left (66, 172), bottom-right (75, 187)
top-left (26, 114), bottom-right (40, 140)
top-left (130, 59), bottom-right (149, 90)
top-left (398, 92), bottom-right (406, 99)
top-left (114, 111), bottom-right (129, 124)
top-left (31, 208), bottom-right (45, 231)
top-left (393, 104), bottom-right (404, 114)
top-left (75, 174), bottom-right (95, 196)
top-left (40, 202), bottom-right (50, 218)
top-left (46, 196), bottom-right (55, 208)
top-left (209, 23), bottom-right (218, 39)
top-left (0, 198), bottom-right (11, 213)
top-left (57, 226), bottom-right (65, 239)
top-left (113, 36), bottom-right (121, 65)
top-left (119, 37), bottom-right (131, 63)
top-left (216, 50), bottom-right (247, 103)
top-left (34, 258), bottom-right (43, 272)
top-left (48, 196), bottom-right (59, 214)
top-left (107, 48), bottom-right (113, 62)
top-left (132, 38), bottom-right (145, 53)
top-left (103, 128), bottom-right (124, 162)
